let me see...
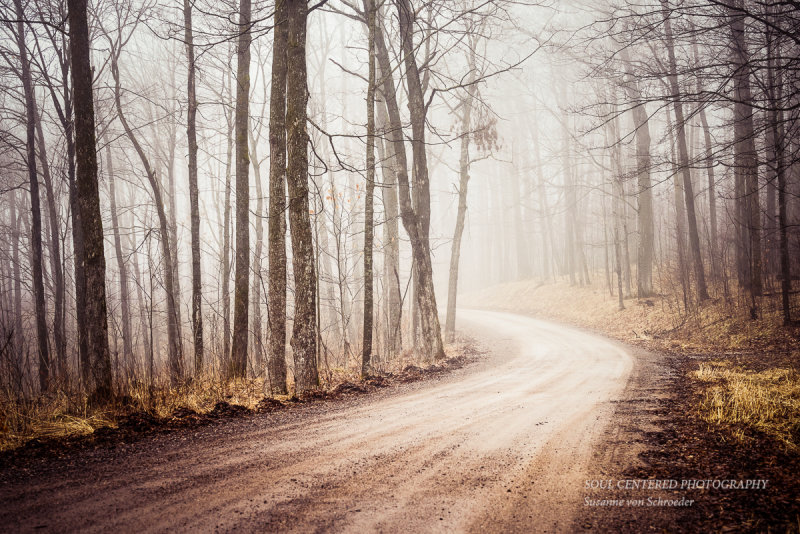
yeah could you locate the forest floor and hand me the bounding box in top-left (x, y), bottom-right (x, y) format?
top-left (463, 279), bottom-right (800, 532)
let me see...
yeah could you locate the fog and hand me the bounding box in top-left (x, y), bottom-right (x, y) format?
top-left (0, 0), bottom-right (797, 397)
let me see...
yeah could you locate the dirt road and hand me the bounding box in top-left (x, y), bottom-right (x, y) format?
top-left (1, 310), bottom-right (633, 533)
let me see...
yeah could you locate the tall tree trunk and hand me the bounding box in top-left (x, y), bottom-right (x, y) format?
top-left (104, 139), bottom-right (134, 366)
top-left (230, 0), bottom-right (252, 378)
top-left (267, 0), bottom-right (289, 395)
top-left (69, 146), bottom-right (87, 383)
top-left (562, 114), bottom-right (576, 286)
top-left (361, 0), bottom-right (376, 377)
top-left (620, 48), bottom-right (654, 297)
top-left (613, 183), bottom-right (625, 311)
top-left (10, 194), bottom-right (24, 375)
top-left (250, 130), bottom-right (266, 377)
top-left (286, 0), bottom-right (319, 391)
top-left (145, 237), bottom-right (156, 383)
top-left (68, 0), bottom-right (112, 400)
top-left (374, 96), bottom-right (402, 356)
top-left (727, 0), bottom-right (762, 306)
top-left (661, 1), bottom-right (710, 302)
top-left (164, 123), bottom-right (182, 342)
top-left (394, 0), bottom-right (445, 361)
top-left (777, 147), bottom-right (791, 325)
top-left (608, 104), bottom-right (626, 310)
top-left (39, 27), bottom-right (74, 375)
top-left (444, 49), bottom-right (477, 343)
top-left (667, 107), bottom-right (690, 307)
top-left (687, 24), bottom-right (719, 284)
top-left (602, 186), bottom-right (612, 296)
top-left (765, 116), bottom-right (777, 281)
top-left (620, 172), bottom-right (631, 294)
top-left (331, 192), bottom-right (353, 360)
top-left (697, 104), bottom-right (719, 280)
top-left (765, 17), bottom-right (792, 324)
top-left (338, 24), bottom-right (361, 354)
top-left (183, 0), bottom-right (204, 375)
top-left (33, 104), bottom-right (66, 379)
top-left (375, 13), bottom-right (418, 351)
top-left (128, 222), bottom-right (152, 376)
top-left (16, 0), bottom-right (50, 392)
top-left (222, 72), bottom-right (234, 369)
top-left (44, 27), bottom-right (86, 385)
top-left (575, 173), bottom-right (592, 287)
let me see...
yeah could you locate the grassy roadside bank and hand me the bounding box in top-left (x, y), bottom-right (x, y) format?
top-left (0, 339), bottom-right (477, 455)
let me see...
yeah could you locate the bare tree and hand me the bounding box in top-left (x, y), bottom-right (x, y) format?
top-left (268, 0), bottom-right (289, 394)
top-left (104, 138), bottom-right (134, 366)
top-left (618, 47), bottom-right (654, 298)
top-left (726, 0), bottom-right (762, 311)
top-left (32, 101), bottom-right (65, 380)
top-left (361, 0), bottom-right (375, 377)
top-left (183, 0), bottom-right (204, 375)
top-left (220, 59), bottom-right (234, 369)
top-left (394, 0), bottom-right (445, 361)
top-left (13, 0), bottom-right (49, 392)
top-left (286, 0), bottom-right (319, 391)
top-left (26, 0), bottom-right (87, 380)
top-left (763, 8), bottom-right (793, 324)
top-left (444, 39), bottom-right (479, 343)
top-left (230, 0), bottom-right (252, 378)
top-left (374, 95), bottom-right (402, 357)
top-left (660, 0), bottom-right (709, 302)
top-left (68, 0), bottom-right (112, 400)
top-left (249, 62), bottom-right (268, 377)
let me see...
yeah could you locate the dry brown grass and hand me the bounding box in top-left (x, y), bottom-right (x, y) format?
top-left (0, 376), bottom-right (268, 452)
top-left (693, 362), bottom-right (800, 450)
top-left (0, 339), bottom-right (471, 452)
top-left (0, 390), bottom-right (115, 452)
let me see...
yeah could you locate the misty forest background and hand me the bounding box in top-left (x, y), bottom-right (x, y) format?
top-left (0, 0), bottom-right (798, 409)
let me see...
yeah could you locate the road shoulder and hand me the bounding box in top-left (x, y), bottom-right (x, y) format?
top-left (576, 344), bottom-right (800, 532)
top-left (576, 345), bottom-right (690, 531)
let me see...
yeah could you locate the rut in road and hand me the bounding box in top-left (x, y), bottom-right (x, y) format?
top-left (0, 309), bottom-right (632, 533)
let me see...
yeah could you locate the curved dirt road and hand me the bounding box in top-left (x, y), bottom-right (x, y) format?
top-left (1, 310), bottom-right (633, 533)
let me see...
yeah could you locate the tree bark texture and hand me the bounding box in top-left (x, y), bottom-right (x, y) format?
top-left (183, 0), bottom-right (204, 375)
top-left (287, 0), bottom-right (319, 391)
top-left (230, 0), bottom-right (252, 378)
top-left (68, 0), bottom-right (113, 400)
top-left (361, 0), bottom-right (376, 377)
top-left (268, 0), bottom-right (289, 394)
top-left (393, 0), bottom-right (445, 361)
